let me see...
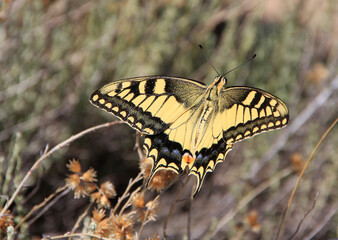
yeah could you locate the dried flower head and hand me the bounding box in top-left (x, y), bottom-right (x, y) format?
top-left (0, 208), bottom-right (14, 233)
top-left (67, 159), bottom-right (81, 173)
top-left (139, 157), bottom-right (153, 179)
top-left (140, 157), bottom-right (177, 192)
top-left (81, 168), bottom-right (97, 182)
top-left (100, 181), bottom-right (117, 198)
top-left (306, 62), bottom-right (328, 83)
top-left (148, 170), bottom-right (178, 192)
top-left (91, 181), bottom-right (116, 208)
top-left (135, 196), bottom-right (159, 224)
top-left (290, 152), bottom-right (305, 172)
top-left (110, 214), bottom-right (135, 240)
top-left (91, 208), bottom-right (113, 237)
top-left (65, 159), bottom-right (97, 198)
top-left (245, 210), bottom-right (261, 233)
top-left (132, 192), bottom-right (145, 208)
top-left (65, 173), bottom-right (81, 190)
top-left (146, 233), bottom-right (161, 240)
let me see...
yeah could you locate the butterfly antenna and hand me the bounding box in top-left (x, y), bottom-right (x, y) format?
top-left (223, 54), bottom-right (256, 76)
top-left (199, 44), bottom-right (220, 76)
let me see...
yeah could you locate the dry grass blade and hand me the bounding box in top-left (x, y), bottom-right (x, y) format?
top-left (15, 185), bottom-right (68, 230)
top-left (163, 176), bottom-right (191, 238)
top-left (0, 121), bottom-right (121, 216)
top-left (276, 117), bottom-right (338, 240)
top-left (303, 206), bottom-right (337, 239)
top-left (288, 192), bottom-right (318, 240)
top-left (27, 188), bottom-right (71, 226)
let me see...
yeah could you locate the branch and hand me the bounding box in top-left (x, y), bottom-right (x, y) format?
top-left (0, 121), bottom-right (121, 216)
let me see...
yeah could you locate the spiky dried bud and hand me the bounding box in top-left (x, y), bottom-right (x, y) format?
top-left (92, 208), bottom-right (113, 237)
top-left (66, 159), bottom-right (81, 173)
top-left (148, 170), bottom-right (178, 192)
top-left (81, 168), bottom-right (97, 182)
top-left (100, 181), bottom-right (116, 198)
top-left (110, 214), bottom-right (135, 240)
top-left (65, 160), bottom-right (98, 198)
top-left (132, 192), bottom-right (145, 208)
top-left (65, 174), bottom-right (81, 190)
top-left (91, 181), bottom-right (116, 208)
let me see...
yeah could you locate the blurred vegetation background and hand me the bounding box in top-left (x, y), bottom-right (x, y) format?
top-left (0, 0), bottom-right (337, 239)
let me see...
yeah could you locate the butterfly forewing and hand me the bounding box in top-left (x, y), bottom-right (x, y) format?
top-left (219, 87), bottom-right (289, 143)
top-left (90, 76), bottom-right (207, 135)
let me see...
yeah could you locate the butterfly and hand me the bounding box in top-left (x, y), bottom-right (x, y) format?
top-left (90, 75), bottom-right (289, 196)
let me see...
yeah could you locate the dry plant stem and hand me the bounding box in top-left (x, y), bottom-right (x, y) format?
top-left (134, 132), bottom-right (144, 160)
top-left (163, 175), bottom-right (191, 238)
top-left (28, 188), bottom-right (71, 226)
top-left (119, 186), bottom-right (142, 216)
top-left (112, 172), bottom-right (143, 215)
top-left (0, 121), bottom-right (121, 216)
top-left (187, 184), bottom-right (194, 240)
top-left (288, 192), bottom-right (318, 240)
top-left (275, 117), bottom-right (338, 240)
top-left (138, 194), bottom-right (160, 240)
top-left (15, 185), bottom-right (68, 230)
top-left (211, 167), bottom-right (293, 238)
top-left (70, 202), bottom-right (94, 234)
top-left (303, 205), bottom-right (337, 240)
top-left (42, 232), bottom-right (111, 240)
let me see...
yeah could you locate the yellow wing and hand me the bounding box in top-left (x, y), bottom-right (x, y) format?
top-left (90, 75), bottom-right (289, 197)
top-left (90, 76), bottom-right (207, 134)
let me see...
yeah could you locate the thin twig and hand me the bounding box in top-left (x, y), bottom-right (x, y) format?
top-left (163, 176), bottom-right (191, 238)
top-left (303, 205), bottom-right (337, 240)
top-left (70, 202), bottom-right (94, 234)
top-left (119, 186), bottom-right (142, 216)
top-left (27, 188), bottom-right (71, 226)
top-left (276, 117), bottom-right (337, 240)
top-left (138, 194), bottom-right (160, 239)
top-left (134, 132), bottom-right (145, 160)
top-left (288, 192), bottom-right (319, 240)
top-left (0, 121), bottom-right (121, 216)
top-left (15, 185), bottom-right (68, 230)
top-left (112, 172), bottom-right (143, 215)
top-left (42, 232), bottom-right (111, 240)
top-left (187, 182), bottom-right (194, 240)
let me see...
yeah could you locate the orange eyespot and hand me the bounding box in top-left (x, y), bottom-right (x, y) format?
top-left (182, 153), bottom-right (194, 164)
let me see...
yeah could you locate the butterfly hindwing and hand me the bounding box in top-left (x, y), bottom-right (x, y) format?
top-left (90, 76), bottom-right (206, 135)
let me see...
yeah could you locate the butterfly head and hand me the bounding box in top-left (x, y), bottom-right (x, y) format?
top-left (220, 75), bottom-right (228, 85)
top-left (213, 75), bottom-right (227, 93)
